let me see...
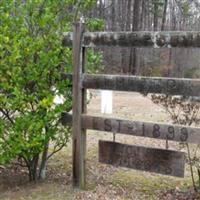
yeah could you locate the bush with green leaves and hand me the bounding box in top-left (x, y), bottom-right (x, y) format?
top-left (0, 0), bottom-right (103, 181)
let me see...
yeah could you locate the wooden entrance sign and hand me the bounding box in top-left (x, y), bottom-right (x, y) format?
top-left (99, 141), bottom-right (185, 177)
top-left (63, 25), bottom-right (200, 189)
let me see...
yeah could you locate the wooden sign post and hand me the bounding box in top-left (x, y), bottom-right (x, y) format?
top-left (72, 22), bottom-right (86, 189)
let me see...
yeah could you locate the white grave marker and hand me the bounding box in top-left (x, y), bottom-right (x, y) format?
top-left (101, 90), bottom-right (113, 114)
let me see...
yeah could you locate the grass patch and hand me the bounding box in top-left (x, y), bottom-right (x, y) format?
top-left (0, 182), bottom-right (74, 200)
top-left (111, 168), bottom-right (196, 197)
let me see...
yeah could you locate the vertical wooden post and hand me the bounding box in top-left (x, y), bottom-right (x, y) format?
top-left (72, 22), bottom-right (86, 189)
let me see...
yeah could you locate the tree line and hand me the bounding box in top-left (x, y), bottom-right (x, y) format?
top-left (88, 0), bottom-right (200, 78)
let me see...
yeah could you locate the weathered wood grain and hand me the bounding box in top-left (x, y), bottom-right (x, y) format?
top-left (62, 73), bottom-right (200, 101)
top-left (61, 113), bottom-right (200, 144)
top-left (82, 74), bottom-right (200, 96)
top-left (99, 141), bottom-right (185, 177)
top-left (72, 23), bottom-right (86, 189)
top-left (63, 31), bottom-right (200, 47)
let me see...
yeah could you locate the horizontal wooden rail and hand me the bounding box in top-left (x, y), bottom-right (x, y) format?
top-left (82, 74), bottom-right (200, 96)
top-left (61, 113), bottom-right (200, 144)
top-left (63, 73), bottom-right (200, 99)
top-left (63, 31), bottom-right (200, 48)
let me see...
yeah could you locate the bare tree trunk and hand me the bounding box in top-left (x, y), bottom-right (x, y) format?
top-left (111, 0), bottom-right (115, 31)
top-left (38, 141), bottom-right (49, 180)
top-left (154, 1), bottom-right (159, 31)
top-left (129, 0), bottom-right (141, 75)
top-left (28, 155), bottom-right (39, 182)
top-left (171, 0), bottom-right (176, 30)
top-left (126, 0), bottom-right (132, 31)
top-left (161, 0), bottom-right (168, 31)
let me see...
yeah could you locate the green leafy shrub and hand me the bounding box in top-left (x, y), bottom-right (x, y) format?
top-left (0, 0), bottom-right (102, 181)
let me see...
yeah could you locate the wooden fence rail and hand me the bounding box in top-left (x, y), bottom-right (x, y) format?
top-left (63, 73), bottom-right (200, 96)
top-left (61, 113), bottom-right (200, 145)
top-left (63, 31), bottom-right (200, 47)
top-left (82, 74), bottom-right (200, 96)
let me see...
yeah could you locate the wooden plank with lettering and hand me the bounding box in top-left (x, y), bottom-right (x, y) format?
top-left (63, 31), bottom-right (200, 48)
top-left (62, 73), bottom-right (200, 102)
top-left (99, 141), bottom-right (185, 177)
top-left (61, 113), bottom-right (200, 145)
top-left (82, 74), bottom-right (200, 97)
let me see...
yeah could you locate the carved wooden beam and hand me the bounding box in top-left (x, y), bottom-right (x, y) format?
top-left (61, 113), bottom-right (200, 145)
top-left (63, 31), bottom-right (200, 48)
top-left (82, 74), bottom-right (200, 96)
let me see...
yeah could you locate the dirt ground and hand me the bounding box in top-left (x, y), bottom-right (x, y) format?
top-left (0, 91), bottom-right (200, 200)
